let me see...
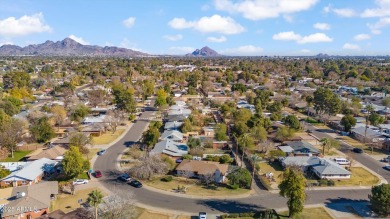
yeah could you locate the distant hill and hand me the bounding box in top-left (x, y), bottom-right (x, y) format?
top-left (316, 53), bottom-right (330, 58)
top-left (186, 46), bottom-right (220, 57)
top-left (0, 38), bottom-right (148, 57)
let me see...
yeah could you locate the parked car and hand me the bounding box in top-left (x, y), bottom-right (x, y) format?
top-left (380, 156), bottom-right (390, 162)
top-left (97, 149), bottom-right (106, 155)
top-left (128, 180), bottom-right (143, 188)
top-left (94, 170), bottom-right (102, 178)
top-left (352, 148), bottom-right (363, 153)
top-left (333, 158), bottom-right (350, 165)
top-left (199, 212), bottom-right (207, 219)
top-left (176, 159), bottom-right (183, 163)
top-left (118, 173), bottom-right (131, 182)
top-left (384, 166), bottom-right (390, 171)
top-left (72, 179), bottom-right (89, 185)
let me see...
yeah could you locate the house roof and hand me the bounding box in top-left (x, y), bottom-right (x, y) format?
top-left (285, 141), bottom-right (320, 154)
top-left (167, 115), bottom-right (186, 122)
top-left (312, 159), bottom-right (351, 175)
top-left (27, 146), bottom-right (67, 161)
top-left (278, 146), bottom-right (294, 153)
top-left (168, 108), bottom-right (191, 116)
top-left (82, 114), bottom-right (106, 124)
top-left (176, 160), bottom-right (229, 175)
top-left (81, 123), bottom-right (105, 132)
top-left (151, 140), bottom-right (188, 157)
top-left (161, 130), bottom-right (183, 141)
top-left (164, 121), bottom-right (183, 130)
top-left (281, 156), bottom-right (320, 167)
top-left (352, 126), bottom-right (389, 138)
top-left (2, 181), bottom-right (58, 217)
top-left (1, 158), bottom-right (58, 182)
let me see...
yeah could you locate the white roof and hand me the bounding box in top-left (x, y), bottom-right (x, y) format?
top-left (151, 140), bottom-right (188, 157)
top-left (1, 158), bottom-right (57, 182)
top-left (278, 146), bottom-right (294, 153)
top-left (161, 130), bottom-right (183, 141)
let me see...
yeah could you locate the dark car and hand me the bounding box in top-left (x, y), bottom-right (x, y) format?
top-left (97, 149), bottom-right (106, 156)
top-left (118, 173), bottom-right (131, 182)
top-left (128, 180), bottom-right (143, 188)
top-left (352, 148), bottom-right (363, 153)
top-left (384, 166), bottom-right (390, 171)
top-left (94, 170), bottom-right (102, 178)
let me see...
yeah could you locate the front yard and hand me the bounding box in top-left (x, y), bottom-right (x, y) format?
top-left (258, 161), bottom-right (283, 186)
top-left (91, 129), bottom-right (125, 145)
top-left (0, 150), bottom-right (32, 162)
top-left (334, 167), bottom-right (379, 186)
top-left (143, 176), bottom-right (250, 196)
top-left (278, 207), bottom-right (333, 219)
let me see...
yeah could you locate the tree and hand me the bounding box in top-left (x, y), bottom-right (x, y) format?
top-left (30, 117), bottom-right (55, 143)
top-left (141, 126), bottom-right (160, 152)
top-left (187, 137), bottom-right (201, 148)
top-left (238, 134), bottom-right (254, 167)
top-left (313, 87), bottom-right (341, 121)
top-left (0, 165), bottom-right (11, 178)
top-left (283, 115), bottom-right (301, 130)
top-left (226, 167), bottom-right (251, 189)
top-left (0, 98), bottom-right (21, 116)
top-left (87, 189), bottom-right (104, 219)
top-left (104, 110), bottom-right (122, 133)
top-left (275, 127), bottom-right (295, 142)
top-left (340, 114), bottom-right (357, 132)
top-left (279, 167), bottom-right (306, 218)
top-left (368, 112), bottom-right (385, 126)
top-left (69, 132), bottom-right (90, 155)
top-left (248, 155), bottom-right (261, 189)
top-left (88, 89), bottom-right (106, 107)
top-left (100, 194), bottom-right (137, 219)
top-left (382, 97), bottom-right (390, 107)
top-left (71, 104), bottom-right (90, 122)
top-left (215, 123), bottom-right (228, 141)
top-left (320, 137), bottom-right (340, 154)
top-left (51, 105), bottom-right (67, 131)
top-left (62, 146), bottom-right (90, 178)
top-left (180, 119), bottom-right (192, 133)
top-left (112, 85), bottom-right (136, 114)
top-left (130, 155), bottom-right (169, 180)
top-left (154, 88), bottom-right (168, 108)
top-left (369, 184), bottom-right (390, 217)
top-left (233, 108), bottom-right (252, 123)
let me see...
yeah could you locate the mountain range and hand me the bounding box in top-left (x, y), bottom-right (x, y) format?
top-left (186, 46), bottom-right (221, 57)
top-left (0, 38), bottom-right (148, 57)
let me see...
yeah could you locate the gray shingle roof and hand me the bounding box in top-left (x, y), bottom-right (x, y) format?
top-left (151, 140), bottom-right (188, 157)
top-left (285, 141), bottom-right (320, 154)
top-left (1, 158), bottom-right (58, 182)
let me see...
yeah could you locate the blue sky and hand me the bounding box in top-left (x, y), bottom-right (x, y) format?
top-left (0, 0), bottom-right (389, 56)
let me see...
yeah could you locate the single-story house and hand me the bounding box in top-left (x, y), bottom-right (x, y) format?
top-left (0, 158), bottom-right (58, 187)
top-left (164, 121), bottom-right (183, 130)
top-left (167, 108), bottom-right (191, 117)
top-left (150, 140), bottom-right (188, 157)
top-left (203, 127), bottom-right (215, 137)
top-left (280, 141), bottom-right (320, 156)
top-left (82, 114), bottom-right (106, 124)
top-left (26, 146), bottom-right (67, 161)
top-left (81, 123), bottom-right (106, 136)
top-left (52, 133), bottom-right (90, 147)
top-left (176, 160), bottom-right (229, 183)
top-left (167, 115), bottom-right (186, 122)
top-left (160, 130), bottom-right (183, 142)
top-left (281, 156), bottom-right (351, 179)
top-left (351, 126), bottom-right (389, 143)
top-left (0, 181), bottom-right (58, 219)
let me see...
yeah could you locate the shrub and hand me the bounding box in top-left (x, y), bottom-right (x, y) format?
top-left (219, 154), bottom-right (232, 164)
top-left (327, 180), bottom-right (335, 186)
top-left (239, 212), bottom-right (256, 217)
top-left (229, 184), bottom-right (239, 190)
top-left (182, 154), bottom-right (193, 160)
top-left (161, 176), bottom-right (173, 182)
top-left (161, 155), bottom-right (176, 170)
top-left (220, 214), bottom-right (229, 219)
top-left (318, 179), bottom-right (328, 186)
top-left (228, 213), bottom-right (239, 218)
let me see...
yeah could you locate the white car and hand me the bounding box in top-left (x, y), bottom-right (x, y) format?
top-left (199, 212), bottom-right (207, 219)
top-left (72, 179), bottom-right (89, 185)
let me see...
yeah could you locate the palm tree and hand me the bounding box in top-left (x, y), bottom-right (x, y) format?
top-left (87, 190), bottom-right (104, 219)
top-left (238, 133), bottom-right (251, 167)
top-left (320, 138), bottom-right (330, 155)
top-left (249, 155), bottom-right (262, 189)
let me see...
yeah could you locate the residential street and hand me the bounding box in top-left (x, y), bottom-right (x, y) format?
top-left (93, 111), bottom-right (376, 215)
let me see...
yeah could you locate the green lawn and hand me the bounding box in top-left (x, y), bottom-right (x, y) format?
top-left (77, 172), bottom-right (89, 180)
top-left (1, 150), bottom-right (32, 162)
top-left (278, 207), bottom-right (333, 219)
top-left (51, 187), bottom-right (104, 213)
top-left (258, 161), bottom-right (284, 184)
top-left (143, 176), bottom-right (250, 196)
top-left (335, 167), bottom-right (379, 186)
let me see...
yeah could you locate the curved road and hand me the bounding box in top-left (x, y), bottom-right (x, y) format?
top-left (94, 112), bottom-right (380, 214)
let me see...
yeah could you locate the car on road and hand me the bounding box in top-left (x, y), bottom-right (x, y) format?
top-left (380, 156), bottom-right (390, 162)
top-left (384, 166), bottom-right (390, 171)
top-left (97, 149), bottom-right (106, 155)
top-left (352, 148), bottom-right (363, 153)
top-left (118, 173), bottom-right (131, 182)
top-left (306, 129), bottom-right (313, 133)
top-left (199, 212), bottom-right (207, 219)
top-left (94, 170), bottom-right (102, 178)
top-left (128, 180), bottom-right (143, 188)
top-left (72, 179), bottom-right (89, 185)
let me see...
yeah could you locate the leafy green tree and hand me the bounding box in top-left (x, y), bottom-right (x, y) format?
top-left (0, 98), bottom-right (21, 116)
top-left (251, 125), bottom-right (267, 142)
top-left (0, 166), bottom-right (11, 178)
top-left (233, 108), bottom-right (252, 123)
top-left (279, 167), bottom-right (306, 218)
top-left (141, 126), bottom-right (160, 152)
top-left (71, 104), bottom-right (90, 122)
top-left (0, 118), bottom-right (24, 158)
top-left (30, 117), bottom-right (55, 143)
top-left (112, 85), bottom-right (136, 113)
top-left (3, 72), bottom-right (30, 90)
top-left (62, 146), bottom-right (90, 178)
top-left (275, 127), bottom-right (295, 142)
top-left (69, 132), bottom-right (90, 155)
top-left (187, 137), bottom-right (201, 148)
top-left (368, 112), bottom-right (385, 126)
top-left (143, 80), bottom-right (155, 98)
top-left (340, 115), bottom-right (357, 132)
top-left (154, 88), bottom-right (168, 108)
top-left (382, 97), bottom-right (390, 107)
top-left (227, 167), bottom-right (251, 189)
top-left (283, 115), bottom-right (301, 130)
top-left (180, 119), bottom-right (192, 133)
top-left (320, 137), bottom-right (340, 154)
top-left (232, 121), bottom-right (249, 136)
top-left (238, 134), bottom-right (254, 167)
top-left (231, 83), bottom-right (247, 94)
top-left (87, 189), bottom-right (104, 219)
top-left (370, 183), bottom-right (390, 217)
top-left (313, 87), bottom-right (341, 120)
top-left (215, 123), bottom-right (228, 141)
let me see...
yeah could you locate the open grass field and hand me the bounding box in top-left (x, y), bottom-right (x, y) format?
top-left (335, 167), bottom-right (379, 186)
top-left (91, 129), bottom-right (125, 145)
top-left (278, 207), bottom-right (333, 219)
top-left (1, 150), bottom-right (32, 162)
top-left (144, 176), bottom-right (250, 196)
top-left (51, 188), bottom-right (105, 213)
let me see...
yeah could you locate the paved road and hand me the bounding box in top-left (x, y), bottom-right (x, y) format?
top-left (305, 122), bottom-right (390, 182)
top-left (93, 111), bottom-right (375, 214)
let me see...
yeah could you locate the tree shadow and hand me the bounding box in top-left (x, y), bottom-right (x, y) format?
top-left (316, 129), bottom-right (335, 133)
top-left (324, 197), bottom-right (374, 218)
top-left (123, 141), bottom-right (138, 147)
top-left (197, 199), bottom-right (264, 213)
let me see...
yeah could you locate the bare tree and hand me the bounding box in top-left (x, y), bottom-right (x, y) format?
top-left (201, 172), bottom-right (215, 187)
top-left (260, 139), bottom-right (274, 154)
top-left (69, 132), bottom-right (90, 155)
top-left (346, 151), bottom-right (355, 170)
top-left (130, 155), bottom-right (169, 180)
top-left (88, 89), bottom-right (106, 107)
top-left (104, 110), bottom-right (122, 133)
top-left (0, 119), bottom-right (24, 158)
top-left (181, 170), bottom-right (194, 183)
top-left (99, 194), bottom-right (137, 219)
